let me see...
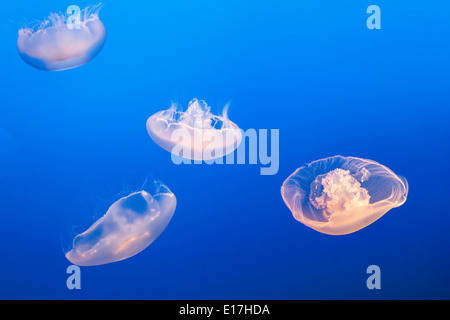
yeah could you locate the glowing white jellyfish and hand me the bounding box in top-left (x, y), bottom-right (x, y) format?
top-left (146, 99), bottom-right (242, 161)
top-left (65, 182), bottom-right (176, 266)
top-left (281, 156), bottom-right (408, 235)
top-left (17, 4), bottom-right (106, 71)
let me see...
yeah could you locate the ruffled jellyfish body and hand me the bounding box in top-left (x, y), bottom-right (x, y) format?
top-left (65, 182), bottom-right (176, 266)
top-left (281, 156), bottom-right (408, 235)
top-left (17, 4), bottom-right (106, 71)
top-left (146, 99), bottom-right (242, 161)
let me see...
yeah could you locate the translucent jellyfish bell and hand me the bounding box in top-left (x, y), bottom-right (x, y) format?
top-left (17, 4), bottom-right (106, 71)
top-left (65, 181), bottom-right (176, 266)
top-left (281, 156), bottom-right (408, 235)
top-left (146, 99), bottom-right (242, 161)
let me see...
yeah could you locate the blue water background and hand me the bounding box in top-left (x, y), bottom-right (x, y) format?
top-left (0, 0), bottom-right (449, 299)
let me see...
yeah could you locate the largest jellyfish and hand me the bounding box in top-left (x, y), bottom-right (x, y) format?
top-left (281, 156), bottom-right (408, 235)
top-left (65, 181), bottom-right (176, 266)
top-left (146, 99), bottom-right (242, 161)
top-left (17, 4), bottom-right (106, 71)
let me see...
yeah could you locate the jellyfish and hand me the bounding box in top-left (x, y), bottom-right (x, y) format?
top-left (17, 4), bottom-right (106, 71)
top-left (65, 181), bottom-right (176, 266)
top-left (281, 156), bottom-right (408, 235)
top-left (146, 99), bottom-right (242, 161)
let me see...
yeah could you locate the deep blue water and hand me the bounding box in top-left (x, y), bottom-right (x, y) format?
top-left (0, 0), bottom-right (449, 299)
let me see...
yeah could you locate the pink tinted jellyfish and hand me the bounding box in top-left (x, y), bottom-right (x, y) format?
top-left (65, 181), bottom-right (176, 266)
top-left (17, 4), bottom-right (106, 71)
top-left (281, 156), bottom-right (408, 235)
top-left (146, 99), bottom-right (242, 161)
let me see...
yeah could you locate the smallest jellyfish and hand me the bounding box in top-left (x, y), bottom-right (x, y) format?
top-left (17, 4), bottom-right (106, 71)
top-left (146, 99), bottom-right (242, 161)
top-left (65, 181), bottom-right (177, 266)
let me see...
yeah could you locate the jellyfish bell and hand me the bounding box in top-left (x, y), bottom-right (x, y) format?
top-left (281, 156), bottom-right (408, 235)
top-left (17, 4), bottom-right (106, 71)
top-left (146, 99), bottom-right (242, 161)
top-left (65, 181), bottom-right (176, 266)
